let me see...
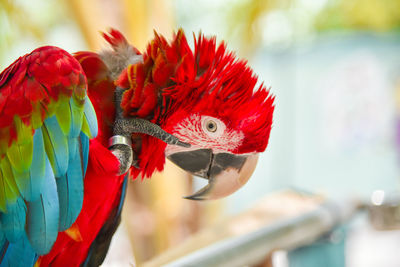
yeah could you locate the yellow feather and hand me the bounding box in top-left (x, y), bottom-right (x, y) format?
top-left (55, 97), bottom-right (72, 135)
top-left (31, 103), bottom-right (44, 129)
top-left (0, 170), bottom-right (7, 212)
top-left (80, 117), bottom-right (92, 139)
top-left (6, 116), bottom-right (34, 172)
top-left (0, 157), bottom-right (20, 205)
top-left (6, 141), bottom-right (33, 173)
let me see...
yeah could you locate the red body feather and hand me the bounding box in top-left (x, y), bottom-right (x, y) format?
top-left (74, 51), bottom-right (116, 146)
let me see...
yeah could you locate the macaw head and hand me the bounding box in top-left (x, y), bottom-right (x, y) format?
top-left (117, 30), bottom-right (274, 200)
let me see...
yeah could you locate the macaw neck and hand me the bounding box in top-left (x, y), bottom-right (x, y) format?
top-left (129, 131), bottom-right (168, 179)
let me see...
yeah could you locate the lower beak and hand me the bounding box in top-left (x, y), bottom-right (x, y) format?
top-left (167, 149), bottom-right (259, 200)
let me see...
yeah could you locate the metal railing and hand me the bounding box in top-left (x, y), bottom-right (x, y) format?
top-left (162, 198), bottom-right (359, 267)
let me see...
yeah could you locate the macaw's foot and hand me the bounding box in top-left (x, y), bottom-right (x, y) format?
top-left (108, 136), bottom-right (133, 175)
top-left (109, 87), bottom-right (190, 175)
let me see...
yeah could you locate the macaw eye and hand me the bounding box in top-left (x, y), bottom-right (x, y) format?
top-left (206, 120), bottom-right (217, 132)
top-left (201, 116), bottom-right (225, 137)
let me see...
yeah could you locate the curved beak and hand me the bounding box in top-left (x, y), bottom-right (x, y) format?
top-left (167, 149), bottom-right (259, 200)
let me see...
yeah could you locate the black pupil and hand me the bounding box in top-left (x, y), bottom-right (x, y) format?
top-left (208, 122), bottom-right (215, 130)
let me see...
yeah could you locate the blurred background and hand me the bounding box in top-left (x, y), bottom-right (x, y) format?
top-left (1, 0), bottom-right (400, 266)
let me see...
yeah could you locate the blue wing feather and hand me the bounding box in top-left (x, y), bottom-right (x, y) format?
top-left (0, 230), bottom-right (6, 261)
top-left (25, 156), bottom-right (60, 255)
top-left (43, 116), bottom-right (69, 177)
top-left (57, 137), bottom-right (84, 231)
top-left (83, 96), bottom-right (98, 138)
top-left (13, 129), bottom-right (46, 202)
top-left (27, 129), bottom-right (46, 201)
top-left (69, 97), bottom-right (84, 138)
top-left (80, 132), bottom-right (90, 176)
top-left (0, 198), bottom-right (26, 243)
top-left (0, 232), bottom-right (37, 267)
top-left (117, 175), bottom-right (128, 215)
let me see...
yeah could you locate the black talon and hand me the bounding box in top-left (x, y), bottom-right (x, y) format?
top-left (177, 140), bottom-right (191, 148)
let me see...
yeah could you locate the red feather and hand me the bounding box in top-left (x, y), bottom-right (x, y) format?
top-left (0, 46), bottom-right (85, 154)
top-left (74, 51), bottom-right (116, 146)
top-left (102, 29), bottom-right (140, 55)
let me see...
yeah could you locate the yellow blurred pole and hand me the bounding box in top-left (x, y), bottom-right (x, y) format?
top-left (149, 162), bottom-right (191, 253)
top-left (67, 0), bottom-right (105, 50)
top-left (121, 0), bottom-right (175, 50)
top-left (148, 0), bottom-right (176, 39)
top-left (121, 0), bottom-right (149, 50)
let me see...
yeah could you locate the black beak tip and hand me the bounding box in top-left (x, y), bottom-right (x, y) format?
top-left (183, 195), bottom-right (206, 201)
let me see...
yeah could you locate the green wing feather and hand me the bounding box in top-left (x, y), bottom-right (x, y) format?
top-left (0, 45), bottom-right (99, 256)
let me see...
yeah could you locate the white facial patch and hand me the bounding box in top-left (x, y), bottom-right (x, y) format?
top-left (165, 114), bottom-right (245, 155)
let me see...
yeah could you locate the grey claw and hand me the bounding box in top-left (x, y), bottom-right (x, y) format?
top-left (164, 135), bottom-right (191, 148)
top-left (131, 160), bottom-right (140, 169)
top-left (177, 140), bottom-right (191, 148)
top-left (113, 86), bottom-right (192, 149)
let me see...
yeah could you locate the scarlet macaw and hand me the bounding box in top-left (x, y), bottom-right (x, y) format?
top-left (0, 29), bottom-right (274, 266)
